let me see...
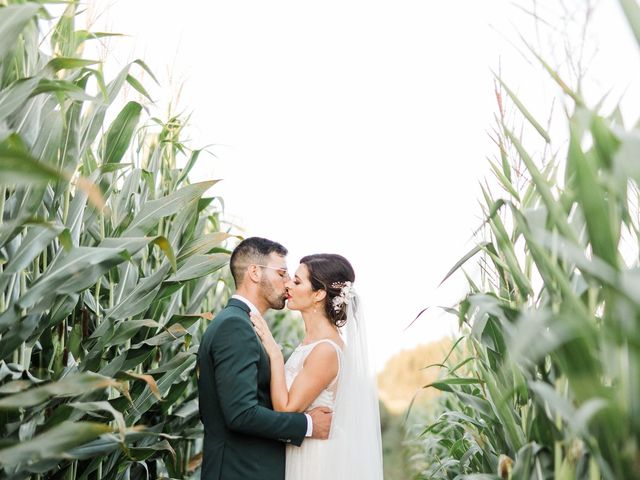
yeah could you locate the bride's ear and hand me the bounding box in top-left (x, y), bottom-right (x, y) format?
top-left (313, 289), bottom-right (327, 303)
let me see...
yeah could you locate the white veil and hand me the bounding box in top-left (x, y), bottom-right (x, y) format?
top-left (323, 292), bottom-right (384, 479)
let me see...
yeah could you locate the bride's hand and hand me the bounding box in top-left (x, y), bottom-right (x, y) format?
top-left (250, 312), bottom-right (282, 357)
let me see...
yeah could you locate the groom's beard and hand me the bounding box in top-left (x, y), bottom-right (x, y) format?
top-left (260, 278), bottom-right (287, 310)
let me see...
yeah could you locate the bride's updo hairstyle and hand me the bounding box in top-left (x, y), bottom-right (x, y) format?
top-left (299, 254), bottom-right (355, 327)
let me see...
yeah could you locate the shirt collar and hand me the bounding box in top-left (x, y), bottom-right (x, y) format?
top-left (231, 294), bottom-right (259, 314)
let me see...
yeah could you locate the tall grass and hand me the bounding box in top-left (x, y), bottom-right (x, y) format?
top-left (411, 2), bottom-right (640, 479)
top-left (0, 2), bottom-right (234, 478)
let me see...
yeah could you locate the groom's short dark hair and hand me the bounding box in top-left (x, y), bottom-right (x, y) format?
top-left (230, 237), bottom-right (288, 288)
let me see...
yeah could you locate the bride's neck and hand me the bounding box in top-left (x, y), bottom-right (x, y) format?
top-left (301, 310), bottom-right (337, 342)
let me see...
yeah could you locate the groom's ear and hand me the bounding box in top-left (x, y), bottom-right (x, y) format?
top-left (247, 264), bottom-right (261, 283)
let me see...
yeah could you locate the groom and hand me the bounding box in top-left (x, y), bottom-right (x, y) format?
top-left (197, 237), bottom-right (332, 479)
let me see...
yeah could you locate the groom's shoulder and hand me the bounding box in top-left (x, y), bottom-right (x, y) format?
top-left (213, 303), bottom-right (248, 323)
top-left (202, 307), bottom-right (254, 352)
top-left (205, 305), bottom-right (249, 335)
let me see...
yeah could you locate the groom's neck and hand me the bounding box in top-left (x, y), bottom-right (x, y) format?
top-left (234, 286), bottom-right (268, 315)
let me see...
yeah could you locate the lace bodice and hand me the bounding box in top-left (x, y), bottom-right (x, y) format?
top-left (284, 339), bottom-right (342, 412)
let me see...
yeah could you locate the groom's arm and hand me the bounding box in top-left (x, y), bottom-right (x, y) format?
top-left (211, 315), bottom-right (308, 446)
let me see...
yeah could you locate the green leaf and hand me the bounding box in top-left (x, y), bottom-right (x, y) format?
top-left (123, 181), bottom-right (218, 236)
top-left (569, 123), bottom-right (618, 268)
top-left (103, 264), bottom-right (171, 321)
top-left (127, 439), bottom-right (176, 462)
top-left (1, 223), bottom-right (64, 275)
top-left (99, 235), bottom-right (176, 271)
top-left (31, 78), bottom-right (96, 102)
top-left (128, 355), bottom-right (196, 423)
top-left (166, 253), bottom-right (228, 282)
top-left (131, 323), bottom-right (188, 348)
top-left (480, 363), bottom-right (526, 452)
top-left (145, 351), bottom-right (194, 375)
top-left (166, 312), bottom-right (212, 330)
top-left (0, 76), bottom-right (40, 122)
top-left (529, 381), bottom-right (607, 435)
top-left (513, 209), bottom-right (590, 318)
top-left (591, 115), bottom-right (620, 169)
top-left (0, 313), bottom-right (40, 360)
top-left (73, 30), bottom-right (124, 48)
top-left (69, 401), bottom-right (126, 442)
top-left (488, 158), bottom-right (520, 200)
top-left (126, 74), bottom-right (153, 102)
top-left (176, 148), bottom-right (205, 185)
top-left (101, 101), bottom-right (143, 165)
top-left (439, 242), bottom-right (490, 286)
top-left (50, 2), bottom-right (75, 57)
top-left (494, 74), bottom-right (551, 143)
top-left (620, 0), bottom-right (640, 48)
top-left (484, 195), bottom-right (532, 298)
top-left (46, 57), bottom-right (99, 72)
top-left (79, 64), bottom-right (131, 156)
top-left (0, 135), bottom-right (105, 209)
top-left (503, 126), bottom-right (578, 244)
top-left (0, 3), bottom-right (40, 61)
top-left (132, 58), bottom-right (160, 85)
top-left (104, 319), bottom-right (162, 348)
top-left (0, 134), bottom-right (63, 185)
top-left (0, 373), bottom-right (118, 410)
top-left (17, 246), bottom-right (126, 309)
top-left (425, 377), bottom-right (484, 392)
top-left (98, 346), bottom-right (156, 378)
top-left (153, 236), bottom-right (178, 273)
top-left (0, 421), bottom-right (112, 466)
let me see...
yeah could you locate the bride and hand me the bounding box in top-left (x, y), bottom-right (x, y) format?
top-left (250, 253), bottom-right (384, 479)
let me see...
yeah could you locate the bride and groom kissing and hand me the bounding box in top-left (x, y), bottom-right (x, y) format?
top-left (197, 237), bottom-right (383, 479)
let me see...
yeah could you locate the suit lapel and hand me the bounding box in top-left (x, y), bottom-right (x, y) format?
top-left (225, 298), bottom-right (270, 363)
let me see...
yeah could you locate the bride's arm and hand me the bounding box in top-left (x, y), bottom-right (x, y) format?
top-left (251, 313), bottom-right (339, 413)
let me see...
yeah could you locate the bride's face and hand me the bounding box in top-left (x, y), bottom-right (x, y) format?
top-left (285, 264), bottom-right (320, 312)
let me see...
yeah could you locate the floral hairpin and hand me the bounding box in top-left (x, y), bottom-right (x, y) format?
top-left (331, 281), bottom-right (354, 313)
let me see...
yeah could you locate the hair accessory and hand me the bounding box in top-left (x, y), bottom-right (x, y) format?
top-left (331, 281), bottom-right (354, 313)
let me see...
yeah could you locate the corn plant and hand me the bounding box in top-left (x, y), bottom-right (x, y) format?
top-left (0, 2), bottom-right (234, 478)
top-left (412, 2), bottom-right (640, 479)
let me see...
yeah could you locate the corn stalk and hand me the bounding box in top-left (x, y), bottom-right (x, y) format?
top-left (0, 2), bottom-right (234, 478)
top-left (411, 2), bottom-right (640, 479)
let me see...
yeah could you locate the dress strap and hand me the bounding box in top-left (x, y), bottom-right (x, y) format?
top-left (312, 338), bottom-right (343, 354)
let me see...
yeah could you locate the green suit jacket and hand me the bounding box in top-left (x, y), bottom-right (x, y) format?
top-left (197, 298), bottom-right (308, 479)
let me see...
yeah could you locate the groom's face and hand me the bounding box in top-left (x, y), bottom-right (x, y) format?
top-left (258, 252), bottom-right (289, 310)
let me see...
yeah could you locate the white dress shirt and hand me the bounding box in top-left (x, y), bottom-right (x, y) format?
top-left (231, 294), bottom-right (313, 437)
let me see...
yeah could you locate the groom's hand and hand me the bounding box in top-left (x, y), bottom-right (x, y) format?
top-left (308, 406), bottom-right (332, 440)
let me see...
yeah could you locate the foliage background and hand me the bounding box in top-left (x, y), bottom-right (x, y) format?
top-left (0, 2), bottom-right (238, 478)
top-left (396, 1), bottom-right (640, 479)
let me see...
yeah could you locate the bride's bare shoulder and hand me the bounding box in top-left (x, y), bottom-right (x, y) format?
top-left (303, 341), bottom-right (341, 369)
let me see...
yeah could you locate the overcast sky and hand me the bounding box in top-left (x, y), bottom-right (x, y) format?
top-left (82, 0), bottom-right (639, 370)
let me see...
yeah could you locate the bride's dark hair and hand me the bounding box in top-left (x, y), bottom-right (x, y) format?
top-left (299, 253), bottom-right (355, 327)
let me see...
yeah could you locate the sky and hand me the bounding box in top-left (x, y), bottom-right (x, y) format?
top-left (81, 0), bottom-right (639, 371)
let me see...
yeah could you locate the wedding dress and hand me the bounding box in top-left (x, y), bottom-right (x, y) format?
top-left (284, 295), bottom-right (384, 479)
top-left (284, 339), bottom-right (342, 480)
